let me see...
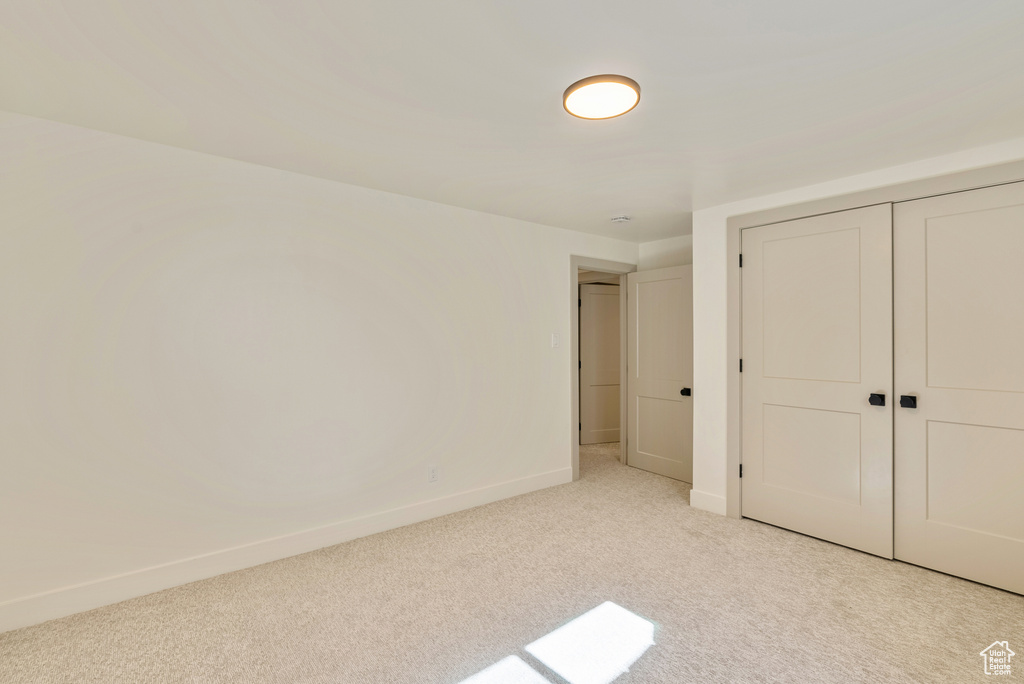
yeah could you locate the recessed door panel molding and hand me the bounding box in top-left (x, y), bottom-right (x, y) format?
top-left (742, 204), bottom-right (893, 558)
top-left (924, 421), bottom-right (1024, 541)
top-left (762, 227), bottom-right (862, 383)
top-left (923, 203), bottom-right (1024, 393)
top-left (627, 266), bottom-right (693, 483)
top-left (579, 284), bottom-right (621, 445)
top-left (636, 397), bottom-right (686, 458)
top-left (894, 181), bottom-right (1024, 594)
top-left (761, 404), bottom-right (862, 506)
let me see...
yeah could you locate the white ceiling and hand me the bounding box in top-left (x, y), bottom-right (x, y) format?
top-left (3, 0), bottom-right (1024, 242)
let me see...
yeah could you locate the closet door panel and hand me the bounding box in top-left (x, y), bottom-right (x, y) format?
top-left (894, 181), bottom-right (1024, 595)
top-left (742, 204), bottom-right (893, 558)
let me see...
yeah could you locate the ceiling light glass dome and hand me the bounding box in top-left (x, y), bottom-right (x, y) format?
top-left (563, 75), bottom-right (640, 120)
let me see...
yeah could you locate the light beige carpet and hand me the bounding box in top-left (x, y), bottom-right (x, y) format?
top-left (1, 443), bottom-right (1022, 683)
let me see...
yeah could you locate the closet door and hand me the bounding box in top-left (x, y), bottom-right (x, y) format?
top-left (741, 205), bottom-right (893, 558)
top-left (894, 181), bottom-right (1024, 594)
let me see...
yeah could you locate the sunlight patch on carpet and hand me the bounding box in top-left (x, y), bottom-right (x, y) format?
top-left (459, 655), bottom-right (551, 683)
top-left (524, 601), bottom-right (654, 684)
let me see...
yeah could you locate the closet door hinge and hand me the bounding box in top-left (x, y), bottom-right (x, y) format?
top-left (739, 359), bottom-right (743, 372)
top-left (739, 464), bottom-right (743, 478)
top-left (739, 253), bottom-right (743, 267)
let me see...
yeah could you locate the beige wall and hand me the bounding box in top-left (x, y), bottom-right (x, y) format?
top-left (690, 135), bottom-right (1024, 517)
top-left (0, 112), bottom-right (638, 631)
top-left (638, 235), bottom-right (692, 270)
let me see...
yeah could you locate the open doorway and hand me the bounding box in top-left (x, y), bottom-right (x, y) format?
top-left (569, 256), bottom-right (636, 481)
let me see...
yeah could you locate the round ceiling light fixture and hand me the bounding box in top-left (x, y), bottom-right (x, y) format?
top-left (563, 74), bottom-right (640, 120)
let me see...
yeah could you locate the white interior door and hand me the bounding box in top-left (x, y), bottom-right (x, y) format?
top-left (626, 266), bottom-right (692, 482)
top-left (894, 181), bottom-right (1024, 594)
top-left (741, 205), bottom-right (894, 558)
top-left (579, 283), bottom-right (620, 445)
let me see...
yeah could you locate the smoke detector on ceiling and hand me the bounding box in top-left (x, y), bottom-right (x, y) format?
top-left (610, 215), bottom-right (632, 223)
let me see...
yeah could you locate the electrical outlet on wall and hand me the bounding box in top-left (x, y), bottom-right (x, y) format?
top-left (428, 465), bottom-right (439, 483)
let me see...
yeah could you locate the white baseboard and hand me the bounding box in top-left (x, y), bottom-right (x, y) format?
top-left (0, 467), bottom-right (572, 635)
top-left (689, 489), bottom-right (727, 516)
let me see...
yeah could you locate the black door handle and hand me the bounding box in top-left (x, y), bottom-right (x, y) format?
top-left (899, 395), bottom-right (917, 409)
top-left (869, 393), bottom-right (885, 406)
top-left (680, 388), bottom-right (691, 396)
